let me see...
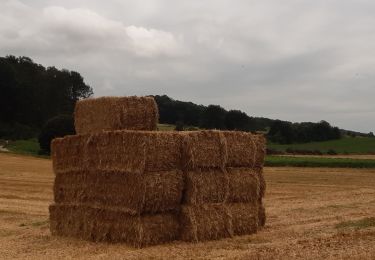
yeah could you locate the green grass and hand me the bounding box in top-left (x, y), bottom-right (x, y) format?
top-left (265, 155), bottom-right (375, 168)
top-left (5, 139), bottom-right (41, 156)
top-left (335, 217), bottom-right (375, 230)
top-left (157, 124), bottom-right (176, 131)
top-left (268, 137), bottom-right (375, 154)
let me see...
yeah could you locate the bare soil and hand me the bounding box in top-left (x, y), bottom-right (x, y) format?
top-left (0, 153), bottom-right (374, 259)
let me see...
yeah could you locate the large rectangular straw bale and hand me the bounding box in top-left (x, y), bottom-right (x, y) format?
top-left (49, 204), bottom-right (179, 247)
top-left (54, 170), bottom-right (183, 214)
top-left (182, 131), bottom-right (227, 170)
top-left (52, 131), bottom-right (182, 174)
top-left (179, 204), bottom-right (232, 242)
top-left (183, 168), bottom-right (260, 204)
top-left (51, 134), bottom-right (87, 173)
top-left (179, 203), bottom-right (259, 242)
top-left (223, 131), bottom-right (266, 168)
top-left (227, 168), bottom-right (260, 203)
top-left (228, 203), bottom-right (258, 236)
top-left (74, 96), bottom-right (159, 134)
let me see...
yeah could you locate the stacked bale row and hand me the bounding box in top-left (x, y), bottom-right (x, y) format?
top-left (50, 131), bottom-right (184, 247)
top-left (179, 131), bottom-right (266, 242)
top-left (49, 96), bottom-right (266, 247)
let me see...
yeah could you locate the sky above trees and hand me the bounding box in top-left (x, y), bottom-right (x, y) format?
top-left (1, 0), bottom-right (374, 132)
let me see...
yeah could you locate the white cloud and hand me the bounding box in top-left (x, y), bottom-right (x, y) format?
top-left (125, 25), bottom-right (186, 57)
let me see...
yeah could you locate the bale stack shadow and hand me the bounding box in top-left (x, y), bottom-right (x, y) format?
top-left (49, 96), bottom-right (266, 247)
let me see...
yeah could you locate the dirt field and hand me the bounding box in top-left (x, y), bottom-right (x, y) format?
top-left (0, 153), bottom-right (374, 259)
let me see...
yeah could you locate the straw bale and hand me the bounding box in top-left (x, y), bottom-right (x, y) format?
top-left (179, 203), bottom-right (259, 242)
top-left (144, 131), bottom-right (183, 172)
top-left (183, 169), bottom-right (228, 204)
top-left (51, 134), bottom-right (87, 173)
top-left (223, 131), bottom-right (266, 168)
top-left (54, 170), bottom-right (183, 214)
top-left (179, 204), bottom-right (232, 242)
top-left (182, 131), bottom-right (227, 170)
top-left (74, 96), bottom-right (159, 134)
top-left (228, 203), bottom-right (258, 236)
top-left (49, 204), bottom-right (179, 247)
top-left (52, 131), bottom-right (182, 174)
top-left (183, 168), bottom-right (260, 204)
top-left (226, 168), bottom-right (260, 203)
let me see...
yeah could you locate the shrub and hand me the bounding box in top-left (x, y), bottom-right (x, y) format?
top-left (175, 121), bottom-right (184, 131)
top-left (327, 149), bottom-right (338, 155)
top-left (38, 115), bottom-right (75, 154)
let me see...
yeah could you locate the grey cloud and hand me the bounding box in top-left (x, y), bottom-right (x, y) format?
top-left (1, 0), bottom-right (374, 132)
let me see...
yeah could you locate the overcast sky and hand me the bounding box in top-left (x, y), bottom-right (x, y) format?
top-left (1, 0), bottom-right (374, 132)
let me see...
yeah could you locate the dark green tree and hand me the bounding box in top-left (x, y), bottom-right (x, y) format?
top-left (200, 105), bottom-right (227, 129)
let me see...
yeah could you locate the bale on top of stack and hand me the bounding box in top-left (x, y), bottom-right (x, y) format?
top-left (74, 96), bottom-right (159, 134)
top-left (49, 96), bottom-right (267, 247)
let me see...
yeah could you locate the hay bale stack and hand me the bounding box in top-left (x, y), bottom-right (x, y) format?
top-left (74, 96), bottom-right (159, 134)
top-left (50, 98), bottom-right (267, 246)
top-left (179, 131), bottom-right (266, 242)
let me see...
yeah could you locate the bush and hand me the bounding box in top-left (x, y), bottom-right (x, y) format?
top-left (327, 149), bottom-right (338, 155)
top-left (174, 121), bottom-right (184, 131)
top-left (38, 115), bottom-right (75, 154)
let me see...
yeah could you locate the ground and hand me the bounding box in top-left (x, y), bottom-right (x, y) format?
top-left (0, 153), bottom-right (374, 259)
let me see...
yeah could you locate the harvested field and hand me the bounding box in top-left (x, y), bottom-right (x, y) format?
top-left (1, 153), bottom-right (375, 259)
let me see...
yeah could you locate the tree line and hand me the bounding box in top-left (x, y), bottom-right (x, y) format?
top-left (154, 95), bottom-right (343, 143)
top-left (154, 95), bottom-right (273, 132)
top-left (0, 55), bottom-right (93, 139)
top-left (0, 56), bottom-right (347, 145)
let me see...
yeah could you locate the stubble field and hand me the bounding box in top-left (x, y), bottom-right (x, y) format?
top-left (0, 152), bottom-right (374, 259)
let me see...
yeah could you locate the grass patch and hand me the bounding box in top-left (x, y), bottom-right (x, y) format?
top-left (268, 137), bottom-right (375, 154)
top-left (336, 217), bottom-right (375, 230)
top-left (265, 155), bottom-right (375, 168)
top-left (157, 124), bottom-right (176, 131)
top-left (5, 139), bottom-right (40, 156)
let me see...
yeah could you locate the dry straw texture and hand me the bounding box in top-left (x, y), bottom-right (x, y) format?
top-left (52, 131), bottom-right (182, 174)
top-left (182, 131), bottom-right (227, 170)
top-left (183, 168), bottom-right (260, 204)
top-left (50, 127), bottom-right (267, 246)
top-left (74, 96), bottom-right (159, 134)
top-left (54, 170), bottom-right (183, 214)
top-left (258, 203), bottom-right (266, 227)
top-left (229, 203), bottom-right (258, 236)
top-left (179, 203), bottom-right (259, 242)
top-left (223, 131), bottom-right (266, 168)
top-left (49, 204), bottom-right (179, 247)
